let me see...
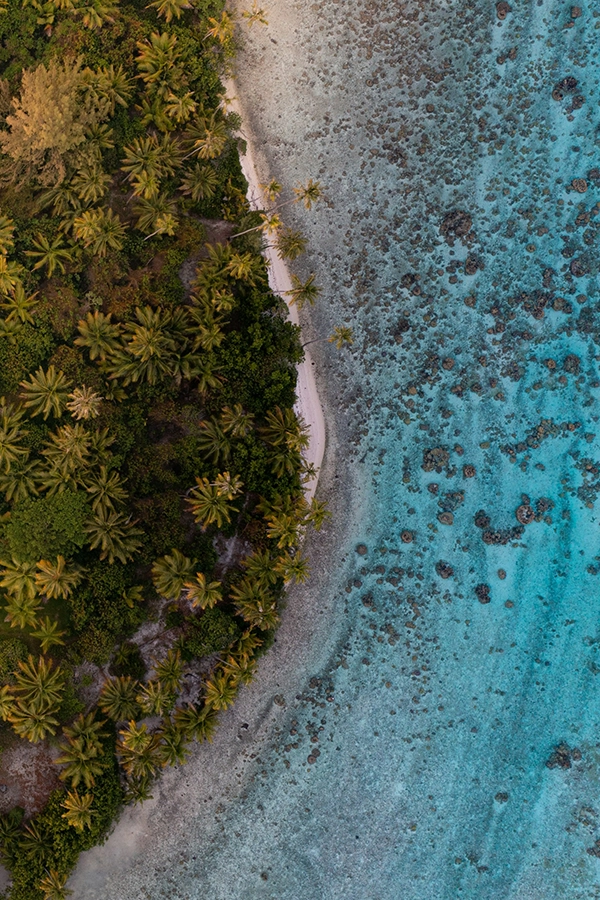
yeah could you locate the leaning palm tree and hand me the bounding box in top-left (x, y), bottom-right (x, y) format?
top-left (273, 227), bottom-right (307, 261)
top-left (205, 9), bottom-right (234, 44)
top-left (230, 578), bottom-right (279, 629)
top-left (265, 511), bottom-right (300, 549)
top-left (74, 310), bottom-right (122, 361)
top-left (98, 676), bottom-right (140, 722)
top-left (134, 193), bottom-right (178, 236)
top-left (24, 233), bottom-right (75, 277)
top-left (146, 0), bottom-right (191, 23)
top-left (151, 548), bottom-right (195, 600)
top-left (85, 509), bottom-right (143, 564)
top-left (73, 207), bottom-right (127, 256)
top-left (183, 572), bottom-right (222, 610)
top-left (19, 366), bottom-right (71, 420)
top-left (274, 551), bottom-right (310, 584)
top-left (39, 868), bottom-right (73, 900)
top-left (0, 557), bottom-right (38, 600)
top-left (260, 406), bottom-right (309, 451)
top-left (186, 476), bottom-right (240, 528)
top-left (31, 616), bottom-right (67, 654)
top-left (35, 556), bottom-right (83, 600)
top-left (61, 790), bottom-right (94, 832)
top-left (157, 718), bottom-right (189, 767)
top-left (284, 273), bottom-right (321, 310)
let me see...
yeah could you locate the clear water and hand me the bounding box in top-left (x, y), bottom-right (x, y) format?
top-left (72, 0), bottom-right (600, 897)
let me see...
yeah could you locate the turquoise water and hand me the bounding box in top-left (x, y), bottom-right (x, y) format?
top-left (73, 0), bottom-right (600, 897)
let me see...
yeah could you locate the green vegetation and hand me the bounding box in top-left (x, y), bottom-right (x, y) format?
top-left (0, 1), bottom-right (333, 896)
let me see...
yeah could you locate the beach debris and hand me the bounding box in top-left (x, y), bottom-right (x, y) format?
top-left (475, 583), bottom-right (491, 604)
top-left (546, 742), bottom-right (582, 769)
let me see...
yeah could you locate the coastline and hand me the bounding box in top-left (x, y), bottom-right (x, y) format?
top-left (68, 54), bottom-right (358, 900)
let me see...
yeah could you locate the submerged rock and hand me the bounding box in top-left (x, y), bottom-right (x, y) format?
top-left (545, 742), bottom-right (582, 769)
top-left (475, 583), bottom-right (491, 604)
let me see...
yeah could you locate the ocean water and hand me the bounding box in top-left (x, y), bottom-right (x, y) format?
top-left (71, 0), bottom-right (600, 898)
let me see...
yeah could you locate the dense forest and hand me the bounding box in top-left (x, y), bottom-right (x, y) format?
top-left (0, 1), bottom-right (328, 897)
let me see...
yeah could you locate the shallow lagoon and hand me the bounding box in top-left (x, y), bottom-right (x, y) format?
top-left (72, 0), bottom-right (600, 897)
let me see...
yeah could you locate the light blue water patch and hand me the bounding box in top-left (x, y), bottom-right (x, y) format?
top-left (71, 0), bottom-right (600, 897)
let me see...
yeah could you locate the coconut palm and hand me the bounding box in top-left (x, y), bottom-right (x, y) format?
top-left (147, 0), bottom-right (190, 22)
top-left (285, 273), bottom-right (321, 310)
top-left (0, 316), bottom-right (22, 343)
top-left (134, 194), bottom-right (178, 236)
top-left (0, 557), bottom-right (37, 601)
top-left (186, 476), bottom-right (239, 528)
top-left (117, 720), bottom-right (162, 780)
top-left (183, 572), bottom-right (222, 610)
top-left (8, 696), bottom-right (61, 743)
top-left (19, 819), bottom-right (48, 858)
top-left (225, 251), bottom-right (263, 284)
top-left (74, 311), bottom-right (122, 361)
top-left (183, 113), bottom-right (228, 161)
top-left (72, 0), bottom-right (118, 28)
top-left (274, 551), bottom-right (310, 584)
top-left (94, 63), bottom-right (134, 113)
top-left (171, 703), bottom-right (214, 741)
top-left (0, 256), bottom-right (23, 294)
top-left (35, 557), bottom-right (83, 600)
top-left (84, 465), bottom-right (128, 516)
top-left (71, 165), bottom-right (111, 204)
top-left (233, 628), bottom-right (263, 663)
top-left (219, 404), bottom-right (254, 438)
top-left (242, 0), bottom-right (268, 25)
top-left (14, 655), bottom-right (65, 706)
top-left (19, 366), bottom-right (71, 420)
top-left (205, 9), bottom-right (234, 44)
top-left (165, 90), bottom-right (197, 124)
top-left (61, 790), bottom-right (94, 831)
top-left (85, 509), bottom-right (143, 564)
top-left (0, 418), bottom-right (28, 473)
top-left (151, 548), bottom-right (195, 600)
top-left (25, 233), bottom-right (75, 277)
top-left (136, 31), bottom-right (181, 96)
top-left (42, 424), bottom-right (92, 475)
top-left (241, 549), bottom-right (279, 586)
top-left (1, 283), bottom-right (38, 324)
top-left (31, 616), bottom-right (66, 653)
top-left (39, 868), bottom-right (73, 900)
top-left (0, 460), bottom-right (41, 502)
top-left (73, 208), bottom-right (127, 256)
top-left (230, 578), bottom-right (279, 629)
top-left (179, 162), bottom-right (218, 201)
top-left (157, 718), bottom-right (189, 766)
top-left (37, 468), bottom-right (79, 496)
top-left (265, 511), bottom-right (300, 549)
top-left (260, 406), bottom-right (309, 451)
top-left (55, 736), bottom-right (105, 790)
top-left (274, 227), bottom-right (307, 261)
top-left (66, 386), bottom-right (103, 420)
top-left (99, 676), bottom-right (140, 721)
top-left (4, 594), bottom-right (42, 630)
top-left (197, 419), bottom-right (230, 465)
top-left (204, 671), bottom-right (237, 711)
top-left (153, 648), bottom-right (182, 693)
top-left (64, 710), bottom-right (107, 748)
top-left (212, 471), bottom-right (243, 500)
top-left (0, 214), bottom-right (14, 254)
top-left (306, 497), bottom-right (330, 530)
top-left (328, 325), bottom-right (354, 349)
top-left (136, 680), bottom-right (174, 717)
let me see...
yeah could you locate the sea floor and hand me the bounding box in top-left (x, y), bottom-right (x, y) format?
top-left (71, 0), bottom-right (600, 897)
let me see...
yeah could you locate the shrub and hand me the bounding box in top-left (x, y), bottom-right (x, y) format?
top-left (0, 638), bottom-right (27, 682)
top-left (180, 608), bottom-right (241, 662)
top-left (6, 490), bottom-right (90, 561)
top-left (109, 641), bottom-right (146, 681)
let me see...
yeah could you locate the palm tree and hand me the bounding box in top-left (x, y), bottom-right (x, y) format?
top-left (183, 114), bottom-right (228, 161)
top-left (136, 31), bottom-right (180, 96)
top-left (293, 178), bottom-right (322, 209)
top-left (147, 0), bottom-right (191, 23)
top-left (61, 790), bottom-right (94, 831)
top-left (85, 509), bottom-right (143, 564)
top-left (204, 671), bottom-right (237, 711)
top-left (117, 720), bottom-right (162, 780)
top-left (66, 386), bottom-right (103, 420)
top-left (197, 419), bottom-right (230, 465)
top-left (25, 233), bottom-right (75, 277)
top-left (71, 165), bottom-right (111, 204)
top-left (183, 572), bottom-right (222, 610)
top-left (0, 557), bottom-right (38, 600)
top-left (205, 9), bottom-right (234, 44)
top-left (220, 404), bottom-right (254, 438)
top-left (242, 0), bottom-right (268, 25)
top-left (151, 548), bottom-right (195, 600)
top-left (55, 737), bottom-right (106, 790)
top-left (42, 423), bottom-right (92, 475)
top-left (221, 652), bottom-right (256, 686)
top-left (153, 648), bottom-right (182, 693)
top-left (0, 255), bottom-right (23, 294)
top-left (19, 366), bottom-right (71, 420)
top-left (265, 511), bottom-right (300, 549)
top-left (121, 136), bottom-right (162, 181)
top-left (6, 697), bottom-right (60, 743)
top-left (84, 465), bottom-right (128, 516)
top-left (0, 214), bottom-right (14, 254)
top-left (172, 703), bottom-right (215, 741)
top-left (165, 91), bottom-right (197, 124)
top-left (14, 655), bottom-right (65, 706)
top-left (260, 406), bottom-right (309, 451)
top-left (285, 273), bottom-right (321, 310)
top-left (35, 557), bottom-right (83, 600)
top-left (306, 497), bottom-right (330, 530)
top-left (94, 63), bottom-right (134, 113)
top-left (134, 194), bottom-right (178, 236)
top-left (241, 549), bottom-right (279, 586)
top-left (0, 460), bottom-right (41, 502)
top-left (99, 676), bottom-right (140, 721)
top-left (109, 305), bottom-right (177, 385)
top-left (73, 208), bottom-right (127, 256)
top-left (0, 418), bottom-right (28, 473)
top-left (274, 551), bottom-right (310, 584)
top-left (72, 0), bottom-right (118, 28)
top-left (31, 616), bottom-right (66, 653)
top-left (1, 283), bottom-right (38, 324)
top-left (64, 710), bottom-right (107, 748)
top-left (190, 309), bottom-right (225, 352)
top-left (186, 476), bottom-right (240, 528)
top-left (230, 578), bottom-right (279, 630)
top-left (179, 162), bottom-right (218, 201)
top-left (273, 227), bottom-right (307, 261)
top-left (124, 775), bottom-right (154, 805)
top-left (157, 718), bottom-right (189, 766)
top-left (74, 311), bottom-right (122, 361)
top-left (39, 868), bottom-right (73, 900)
top-left (4, 594), bottom-right (42, 630)
top-left (225, 251), bottom-right (263, 284)
top-left (136, 680), bottom-right (174, 716)
top-left (302, 325), bottom-right (354, 351)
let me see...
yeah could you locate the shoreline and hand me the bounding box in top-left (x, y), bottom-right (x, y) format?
top-left (224, 77), bottom-right (326, 501)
